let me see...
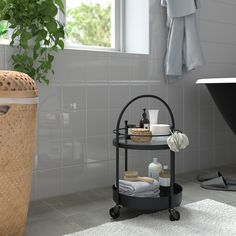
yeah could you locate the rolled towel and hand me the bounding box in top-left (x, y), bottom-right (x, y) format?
top-left (119, 179), bottom-right (159, 195)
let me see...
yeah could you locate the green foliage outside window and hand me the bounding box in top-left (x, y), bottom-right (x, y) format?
top-left (0, 0), bottom-right (65, 85)
top-left (0, 21), bottom-right (7, 39)
top-left (66, 3), bottom-right (112, 48)
top-left (0, 1), bottom-right (112, 84)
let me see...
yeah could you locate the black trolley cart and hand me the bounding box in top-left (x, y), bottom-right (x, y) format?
top-left (109, 95), bottom-right (183, 221)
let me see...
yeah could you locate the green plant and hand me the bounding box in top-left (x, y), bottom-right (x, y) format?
top-left (0, 21), bottom-right (7, 38)
top-left (67, 3), bottom-right (111, 47)
top-left (0, 0), bottom-right (65, 84)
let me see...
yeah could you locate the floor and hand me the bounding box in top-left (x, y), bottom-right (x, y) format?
top-left (25, 164), bottom-right (236, 236)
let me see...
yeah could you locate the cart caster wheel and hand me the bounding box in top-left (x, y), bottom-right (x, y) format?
top-left (169, 209), bottom-right (180, 221)
top-left (109, 206), bottom-right (120, 219)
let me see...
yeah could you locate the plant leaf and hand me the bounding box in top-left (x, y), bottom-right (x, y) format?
top-left (55, 0), bottom-right (65, 13)
top-left (46, 21), bottom-right (57, 34)
top-left (57, 39), bottom-right (64, 49)
top-left (4, 0), bottom-right (65, 85)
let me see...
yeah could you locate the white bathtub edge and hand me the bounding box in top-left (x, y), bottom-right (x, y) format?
top-left (196, 78), bottom-right (236, 84)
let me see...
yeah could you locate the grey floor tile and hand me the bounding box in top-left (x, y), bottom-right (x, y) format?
top-left (27, 201), bottom-right (65, 223)
top-left (25, 217), bottom-right (83, 236)
top-left (182, 181), bottom-right (236, 204)
top-left (43, 190), bottom-right (102, 207)
top-left (26, 163), bottom-right (236, 236)
top-left (67, 207), bottom-right (112, 229)
top-left (43, 191), bottom-right (114, 217)
top-left (91, 186), bottom-right (113, 199)
top-left (67, 205), bottom-right (141, 230)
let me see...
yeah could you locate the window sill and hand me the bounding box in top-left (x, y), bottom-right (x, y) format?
top-left (0, 39), bottom-right (10, 45)
top-left (65, 45), bottom-right (149, 56)
top-left (0, 41), bottom-right (149, 56)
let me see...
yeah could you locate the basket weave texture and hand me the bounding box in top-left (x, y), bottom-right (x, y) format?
top-left (0, 71), bottom-right (38, 236)
top-left (0, 70), bottom-right (38, 97)
top-left (131, 128), bottom-right (152, 143)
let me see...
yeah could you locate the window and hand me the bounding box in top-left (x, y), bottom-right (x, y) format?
top-left (63, 0), bottom-right (122, 51)
top-left (63, 0), bottom-right (149, 54)
top-left (1, 0), bottom-right (149, 54)
top-left (0, 0), bottom-right (122, 51)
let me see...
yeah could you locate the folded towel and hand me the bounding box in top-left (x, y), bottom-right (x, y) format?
top-left (161, 0), bottom-right (197, 18)
top-left (134, 191), bottom-right (160, 198)
top-left (119, 179), bottom-right (159, 195)
top-left (120, 189), bottom-right (160, 198)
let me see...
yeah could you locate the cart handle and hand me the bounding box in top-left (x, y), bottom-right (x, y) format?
top-left (115, 94), bottom-right (175, 132)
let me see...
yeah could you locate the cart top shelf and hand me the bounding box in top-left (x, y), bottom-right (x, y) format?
top-left (113, 136), bottom-right (170, 150)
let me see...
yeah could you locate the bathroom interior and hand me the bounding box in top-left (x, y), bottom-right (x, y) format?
top-left (0, 0), bottom-right (236, 235)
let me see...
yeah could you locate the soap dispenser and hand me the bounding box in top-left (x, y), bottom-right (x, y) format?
top-left (148, 158), bottom-right (162, 180)
top-left (140, 108), bottom-right (150, 129)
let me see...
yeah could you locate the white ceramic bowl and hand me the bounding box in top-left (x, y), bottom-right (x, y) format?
top-left (150, 124), bottom-right (170, 135)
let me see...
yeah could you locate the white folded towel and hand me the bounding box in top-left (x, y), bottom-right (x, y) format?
top-left (120, 189), bottom-right (160, 198)
top-left (119, 179), bottom-right (159, 195)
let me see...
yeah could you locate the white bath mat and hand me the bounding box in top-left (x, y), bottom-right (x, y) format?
top-left (64, 199), bottom-right (236, 236)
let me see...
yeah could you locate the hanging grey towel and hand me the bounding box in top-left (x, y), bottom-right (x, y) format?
top-left (161, 0), bottom-right (204, 76)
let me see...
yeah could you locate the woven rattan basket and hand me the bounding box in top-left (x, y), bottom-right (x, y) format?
top-left (130, 128), bottom-right (152, 143)
top-left (0, 70), bottom-right (38, 236)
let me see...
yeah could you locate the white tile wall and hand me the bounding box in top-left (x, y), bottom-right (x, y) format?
top-left (1, 0), bottom-right (236, 200)
top-left (61, 165), bottom-right (87, 193)
top-left (62, 138), bottom-right (86, 166)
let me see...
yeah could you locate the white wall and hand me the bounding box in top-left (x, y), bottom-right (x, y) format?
top-left (0, 0), bottom-right (236, 200)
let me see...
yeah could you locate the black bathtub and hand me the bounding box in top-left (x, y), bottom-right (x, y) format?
top-left (197, 78), bottom-right (236, 135)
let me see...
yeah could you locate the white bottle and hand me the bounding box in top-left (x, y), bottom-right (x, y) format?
top-left (148, 158), bottom-right (162, 180)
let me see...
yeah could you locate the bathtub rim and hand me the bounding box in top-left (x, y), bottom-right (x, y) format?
top-left (196, 78), bottom-right (236, 84)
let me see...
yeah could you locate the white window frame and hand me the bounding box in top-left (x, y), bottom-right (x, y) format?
top-left (1, 0), bottom-right (149, 55)
top-left (60, 0), bottom-right (124, 52)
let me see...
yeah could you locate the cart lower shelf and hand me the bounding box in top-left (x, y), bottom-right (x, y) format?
top-left (112, 183), bottom-right (182, 211)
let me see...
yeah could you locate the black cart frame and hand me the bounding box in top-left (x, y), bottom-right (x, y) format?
top-left (110, 95), bottom-right (182, 221)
